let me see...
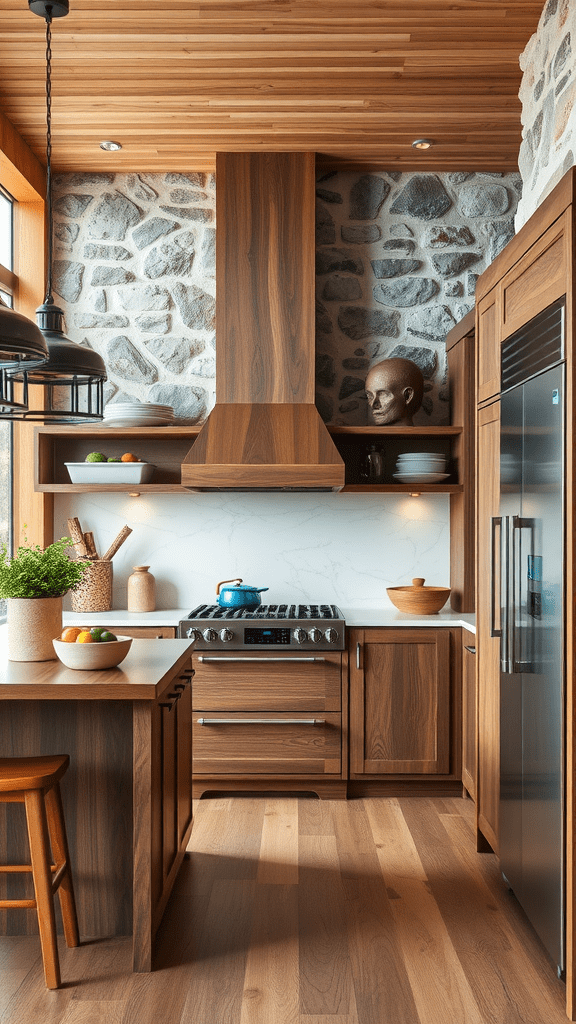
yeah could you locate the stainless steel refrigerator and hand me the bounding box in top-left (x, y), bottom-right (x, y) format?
top-left (495, 297), bottom-right (565, 974)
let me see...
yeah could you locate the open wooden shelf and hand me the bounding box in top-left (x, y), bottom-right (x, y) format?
top-left (34, 423), bottom-right (465, 494)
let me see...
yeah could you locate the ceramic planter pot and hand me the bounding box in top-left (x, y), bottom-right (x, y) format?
top-left (7, 595), bottom-right (63, 661)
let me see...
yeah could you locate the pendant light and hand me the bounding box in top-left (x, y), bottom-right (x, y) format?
top-left (0, 0), bottom-right (107, 421)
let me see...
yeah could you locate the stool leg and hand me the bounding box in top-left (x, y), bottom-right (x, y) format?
top-left (24, 789), bottom-right (61, 990)
top-left (45, 782), bottom-right (79, 948)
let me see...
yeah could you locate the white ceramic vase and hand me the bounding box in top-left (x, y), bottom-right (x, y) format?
top-left (6, 595), bottom-right (63, 661)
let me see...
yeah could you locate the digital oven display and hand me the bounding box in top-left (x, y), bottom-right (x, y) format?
top-left (244, 627), bottom-right (292, 645)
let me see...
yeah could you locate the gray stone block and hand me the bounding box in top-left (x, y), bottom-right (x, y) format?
top-left (118, 284), bottom-right (171, 311)
top-left (88, 192), bottom-right (142, 240)
top-left (383, 239), bottom-right (416, 253)
top-left (350, 175), bottom-right (390, 219)
top-left (373, 277), bottom-right (439, 307)
top-left (144, 232), bottom-right (196, 279)
top-left (165, 173), bottom-right (206, 187)
top-left (91, 266), bottom-right (136, 286)
top-left (106, 336), bottom-right (158, 383)
top-left (133, 217), bottom-right (180, 251)
top-left (405, 305), bottom-right (457, 345)
top-left (315, 299), bottom-right (333, 335)
top-left (321, 275), bottom-right (363, 301)
top-left (458, 184), bottom-right (511, 218)
top-left (343, 356), bottom-right (370, 371)
top-left (54, 194), bottom-right (93, 218)
top-left (83, 243), bottom-right (133, 261)
top-left (144, 336), bottom-right (200, 374)
top-left (74, 313), bottom-right (129, 329)
top-left (172, 281), bottom-right (215, 330)
top-left (135, 312), bottom-right (171, 334)
top-left (316, 353), bottom-right (337, 388)
top-left (55, 223), bottom-right (79, 244)
top-left (148, 382), bottom-right (207, 423)
top-left (315, 393), bottom-right (334, 423)
top-left (316, 188), bottom-right (343, 203)
top-left (338, 306), bottom-right (400, 340)
top-left (423, 225), bottom-right (475, 248)
top-left (316, 248), bottom-right (364, 275)
top-left (53, 260), bottom-right (84, 303)
top-left (370, 258), bottom-right (421, 278)
top-left (389, 175), bottom-right (452, 220)
top-left (339, 375), bottom-right (365, 400)
top-left (159, 206), bottom-right (213, 222)
top-left (430, 252), bottom-right (480, 277)
top-left (316, 203), bottom-right (336, 245)
top-left (127, 175), bottom-right (158, 202)
top-left (340, 224), bottom-right (381, 244)
top-left (201, 227), bottom-right (216, 271)
top-left (169, 189), bottom-right (208, 203)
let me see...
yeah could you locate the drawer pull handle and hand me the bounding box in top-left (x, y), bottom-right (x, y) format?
top-left (197, 656), bottom-right (326, 664)
top-left (197, 717), bottom-right (326, 726)
top-left (464, 645), bottom-right (476, 654)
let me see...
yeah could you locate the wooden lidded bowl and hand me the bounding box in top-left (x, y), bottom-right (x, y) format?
top-left (387, 577), bottom-right (450, 614)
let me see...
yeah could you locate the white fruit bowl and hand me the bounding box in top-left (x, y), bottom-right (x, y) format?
top-left (53, 636), bottom-right (133, 670)
top-left (65, 462), bottom-right (155, 484)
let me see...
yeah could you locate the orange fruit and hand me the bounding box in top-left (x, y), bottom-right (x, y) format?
top-left (76, 630), bottom-right (94, 644)
top-left (60, 626), bottom-right (83, 643)
top-left (121, 452), bottom-right (139, 462)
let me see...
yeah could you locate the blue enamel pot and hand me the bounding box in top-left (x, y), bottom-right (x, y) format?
top-left (216, 578), bottom-right (269, 611)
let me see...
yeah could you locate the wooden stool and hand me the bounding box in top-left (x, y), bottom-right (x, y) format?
top-left (0, 754), bottom-right (79, 988)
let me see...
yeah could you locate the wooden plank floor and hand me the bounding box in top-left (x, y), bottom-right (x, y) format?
top-left (0, 795), bottom-right (568, 1023)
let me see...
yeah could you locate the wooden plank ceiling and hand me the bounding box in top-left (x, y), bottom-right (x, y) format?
top-left (0, 0), bottom-right (544, 175)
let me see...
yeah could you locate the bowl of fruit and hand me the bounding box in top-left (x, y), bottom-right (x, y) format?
top-left (53, 626), bottom-right (133, 670)
top-left (64, 452), bottom-right (155, 484)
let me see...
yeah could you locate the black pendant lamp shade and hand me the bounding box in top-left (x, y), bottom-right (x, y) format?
top-left (0, 0), bottom-right (107, 421)
top-left (0, 296), bottom-right (49, 368)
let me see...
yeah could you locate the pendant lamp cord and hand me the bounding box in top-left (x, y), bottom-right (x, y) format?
top-left (44, 6), bottom-right (54, 306)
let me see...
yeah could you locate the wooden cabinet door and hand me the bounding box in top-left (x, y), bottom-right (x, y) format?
top-left (350, 628), bottom-right (451, 775)
top-left (461, 636), bottom-right (477, 801)
top-left (476, 401), bottom-right (501, 853)
top-left (477, 286), bottom-right (501, 404)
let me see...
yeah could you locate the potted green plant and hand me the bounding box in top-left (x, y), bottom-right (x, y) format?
top-left (0, 535), bottom-right (89, 662)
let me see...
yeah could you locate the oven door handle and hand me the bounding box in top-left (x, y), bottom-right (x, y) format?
top-left (196, 655), bottom-right (327, 663)
top-left (197, 717), bottom-right (326, 725)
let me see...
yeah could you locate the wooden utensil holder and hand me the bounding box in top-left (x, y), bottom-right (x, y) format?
top-left (70, 560), bottom-right (113, 613)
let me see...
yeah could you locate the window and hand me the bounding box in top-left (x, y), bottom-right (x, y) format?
top-left (0, 186), bottom-right (14, 620)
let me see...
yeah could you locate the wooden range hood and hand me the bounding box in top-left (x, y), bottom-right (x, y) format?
top-left (181, 152), bottom-right (345, 491)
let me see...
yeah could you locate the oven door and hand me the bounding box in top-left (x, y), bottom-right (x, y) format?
top-left (192, 650), bottom-right (343, 776)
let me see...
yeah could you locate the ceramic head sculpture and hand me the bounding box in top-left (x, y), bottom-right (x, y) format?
top-left (364, 357), bottom-right (425, 426)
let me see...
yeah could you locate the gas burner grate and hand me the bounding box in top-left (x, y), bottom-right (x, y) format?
top-left (186, 603), bottom-right (342, 621)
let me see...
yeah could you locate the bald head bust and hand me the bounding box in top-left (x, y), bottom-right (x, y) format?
top-left (364, 357), bottom-right (424, 426)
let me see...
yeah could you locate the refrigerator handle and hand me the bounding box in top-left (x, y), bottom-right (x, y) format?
top-left (490, 516), bottom-right (503, 639)
top-left (511, 516), bottom-right (535, 674)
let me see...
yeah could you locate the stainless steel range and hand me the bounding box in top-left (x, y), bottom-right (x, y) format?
top-left (178, 604), bottom-right (345, 651)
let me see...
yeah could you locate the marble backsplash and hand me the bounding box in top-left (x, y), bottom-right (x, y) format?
top-left (55, 491), bottom-right (450, 613)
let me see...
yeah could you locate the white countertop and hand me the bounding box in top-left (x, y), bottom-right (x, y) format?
top-left (63, 609), bottom-right (191, 626)
top-left (64, 607), bottom-right (476, 633)
top-left (340, 608), bottom-right (475, 632)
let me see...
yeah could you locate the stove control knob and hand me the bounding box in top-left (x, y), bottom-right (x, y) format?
top-left (325, 627), bottom-right (340, 644)
top-left (293, 628), bottom-right (308, 645)
top-left (186, 627), bottom-right (202, 641)
top-left (219, 628), bottom-right (234, 643)
top-left (308, 627), bottom-right (323, 644)
top-left (202, 628), bottom-right (217, 643)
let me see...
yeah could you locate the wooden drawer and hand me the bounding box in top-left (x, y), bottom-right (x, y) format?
top-left (193, 712), bottom-right (341, 774)
top-left (192, 651), bottom-right (342, 711)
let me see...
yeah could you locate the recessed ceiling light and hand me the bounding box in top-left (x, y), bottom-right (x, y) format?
top-left (412, 138), bottom-right (433, 150)
top-left (99, 140), bottom-right (122, 152)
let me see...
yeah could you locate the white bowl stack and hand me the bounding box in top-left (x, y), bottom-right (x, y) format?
top-left (102, 402), bottom-right (174, 427)
top-left (393, 452), bottom-right (449, 483)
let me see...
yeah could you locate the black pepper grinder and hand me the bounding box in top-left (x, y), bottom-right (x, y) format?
top-left (362, 444), bottom-right (384, 483)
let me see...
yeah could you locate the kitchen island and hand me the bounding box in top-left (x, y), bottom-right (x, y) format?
top-left (0, 638), bottom-right (194, 972)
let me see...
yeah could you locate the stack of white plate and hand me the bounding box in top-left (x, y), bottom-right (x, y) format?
top-left (393, 452), bottom-right (449, 484)
top-left (102, 402), bottom-right (174, 427)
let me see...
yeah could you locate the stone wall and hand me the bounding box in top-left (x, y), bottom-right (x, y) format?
top-left (52, 168), bottom-right (521, 426)
top-left (314, 170), bottom-right (521, 425)
top-left (516, 0), bottom-right (575, 229)
top-left (53, 172), bottom-right (216, 421)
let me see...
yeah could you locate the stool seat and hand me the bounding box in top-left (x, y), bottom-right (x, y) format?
top-left (0, 754), bottom-right (79, 988)
top-left (0, 755), bottom-right (69, 793)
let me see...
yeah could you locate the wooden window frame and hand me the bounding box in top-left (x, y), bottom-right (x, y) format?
top-left (0, 111), bottom-right (49, 549)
